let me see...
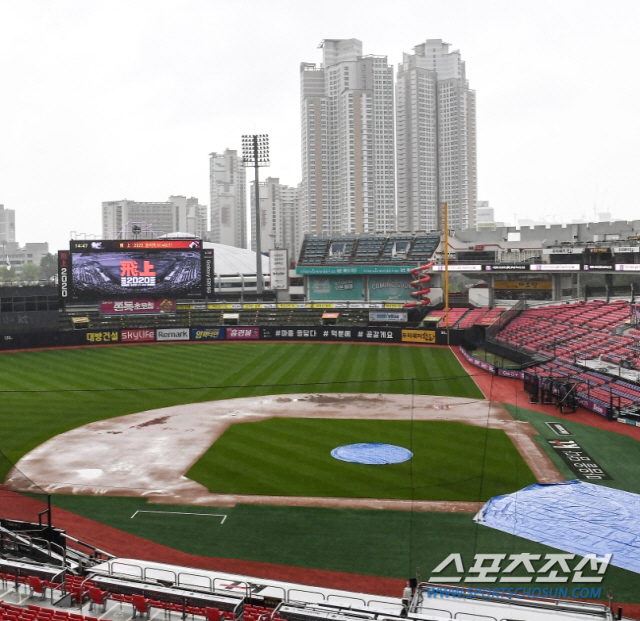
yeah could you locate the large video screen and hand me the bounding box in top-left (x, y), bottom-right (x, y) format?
top-left (61, 240), bottom-right (213, 302)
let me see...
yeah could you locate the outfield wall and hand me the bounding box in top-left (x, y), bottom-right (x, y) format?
top-left (0, 325), bottom-right (464, 351)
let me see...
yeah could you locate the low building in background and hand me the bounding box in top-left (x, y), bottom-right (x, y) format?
top-left (102, 196), bottom-right (207, 239)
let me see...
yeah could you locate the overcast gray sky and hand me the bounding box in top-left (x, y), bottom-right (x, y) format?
top-left (1, 0), bottom-right (639, 252)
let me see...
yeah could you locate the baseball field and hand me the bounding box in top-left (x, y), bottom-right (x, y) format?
top-left (1, 341), bottom-right (639, 602)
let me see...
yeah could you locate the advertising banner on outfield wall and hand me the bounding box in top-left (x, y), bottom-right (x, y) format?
top-left (260, 326), bottom-right (402, 342)
top-left (402, 329), bottom-right (436, 344)
top-left (121, 329), bottom-right (155, 342)
top-left (191, 328), bottom-right (225, 340)
top-left (226, 327), bottom-right (260, 340)
top-left (156, 328), bottom-right (190, 341)
top-left (85, 331), bottom-right (119, 344)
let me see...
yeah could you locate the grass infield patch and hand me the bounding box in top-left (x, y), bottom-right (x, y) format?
top-left (186, 419), bottom-right (537, 501)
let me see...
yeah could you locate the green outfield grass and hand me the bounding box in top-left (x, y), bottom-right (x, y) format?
top-left (0, 342), bottom-right (482, 481)
top-left (506, 404), bottom-right (640, 495)
top-left (186, 418), bottom-right (536, 501)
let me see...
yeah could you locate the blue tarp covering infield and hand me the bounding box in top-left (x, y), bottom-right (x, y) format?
top-left (474, 480), bottom-right (640, 574)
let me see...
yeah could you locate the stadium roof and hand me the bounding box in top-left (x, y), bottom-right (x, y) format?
top-left (159, 232), bottom-right (269, 276)
top-left (205, 241), bottom-right (270, 276)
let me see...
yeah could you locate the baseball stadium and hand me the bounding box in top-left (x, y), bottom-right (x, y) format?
top-left (1, 227), bottom-right (640, 621)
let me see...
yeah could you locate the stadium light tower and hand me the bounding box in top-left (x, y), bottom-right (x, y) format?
top-left (242, 134), bottom-right (270, 295)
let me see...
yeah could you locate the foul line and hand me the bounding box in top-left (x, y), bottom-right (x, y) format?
top-left (131, 510), bottom-right (227, 523)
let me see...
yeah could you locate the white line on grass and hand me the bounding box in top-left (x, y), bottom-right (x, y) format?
top-left (130, 510), bottom-right (227, 524)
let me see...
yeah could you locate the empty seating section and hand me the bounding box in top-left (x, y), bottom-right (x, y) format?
top-left (325, 239), bottom-right (355, 264)
top-left (425, 307), bottom-right (505, 330)
top-left (0, 576), bottom-right (236, 621)
top-left (425, 308), bottom-right (466, 328)
top-left (438, 308), bottom-right (468, 328)
top-left (497, 300), bottom-right (640, 407)
top-left (298, 235), bottom-right (440, 266)
top-left (353, 237), bottom-right (385, 263)
top-left (496, 300), bottom-right (636, 364)
top-left (530, 361), bottom-right (640, 409)
top-left (0, 603), bottom-right (98, 621)
top-left (243, 604), bottom-right (280, 621)
top-left (298, 239), bottom-right (331, 266)
top-left (456, 307), bottom-right (504, 329)
top-left (380, 237), bottom-right (413, 263)
top-left (408, 235), bottom-right (440, 261)
top-left (456, 307), bottom-right (487, 329)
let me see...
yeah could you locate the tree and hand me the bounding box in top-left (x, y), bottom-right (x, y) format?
top-left (0, 266), bottom-right (17, 282)
top-left (21, 262), bottom-right (42, 281)
top-left (40, 253), bottom-right (58, 279)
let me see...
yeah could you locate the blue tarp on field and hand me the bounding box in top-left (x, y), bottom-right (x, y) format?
top-left (331, 443), bottom-right (412, 465)
top-left (474, 480), bottom-right (640, 574)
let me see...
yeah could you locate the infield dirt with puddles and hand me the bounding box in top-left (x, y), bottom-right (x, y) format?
top-left (7, 393), bottom-right (563, 512)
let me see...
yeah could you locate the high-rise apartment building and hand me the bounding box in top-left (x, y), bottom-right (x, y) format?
top-left (102, 196), bottom-right (207, 239)
top-left (209, 150), bottom-right (247, 248)
top-left (300, 39), bottom-right (396, 237)
top-left (250, 178), bottom-right (303, 259)
top-left (0, 205), bottom-right (16, 244)
top-left (396, 40), bottom-right (477, 232)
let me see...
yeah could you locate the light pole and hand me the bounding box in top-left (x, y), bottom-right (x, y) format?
top-left (242, 134), bottom-right (270, 296)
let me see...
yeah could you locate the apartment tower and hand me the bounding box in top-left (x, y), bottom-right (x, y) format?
top-left (396, 40), bottom-right (477, 232)
top-left (209, 149), bottom-right (247, 248)
top-left (300, 39), bottom-right (396, 237)
top-left (250, 178), bottom-right (303, 258)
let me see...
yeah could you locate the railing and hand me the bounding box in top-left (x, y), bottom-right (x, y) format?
top-left (485, 298), bottom-right (526, 339)
top-left (62, 532), bottom-right (115, 562)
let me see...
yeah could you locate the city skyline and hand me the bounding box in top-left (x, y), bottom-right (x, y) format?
top-left (1, 0), bottom-right (639, 253)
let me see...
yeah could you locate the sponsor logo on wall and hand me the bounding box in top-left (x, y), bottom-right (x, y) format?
top-left (369, 312), bottom-right (408, 322)
top-left (85, 331), bottom-right (119, 343)
top-left (156, 328), bottom-right (190, 341)
top-left (226, 327), bottom-right (260, 340)
top-left (401, 329), bottom-right (436, 344)
top-left (191, 328), bottom-right (225, 340)
top-left (121, 329), bottom-right (155, 342)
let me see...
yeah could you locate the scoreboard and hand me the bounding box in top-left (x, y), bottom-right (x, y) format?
top-left (59, 239), bottom-right (214, 302)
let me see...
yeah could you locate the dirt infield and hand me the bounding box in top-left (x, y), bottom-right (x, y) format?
top-left (7, 392), bottom-right (562, 511)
